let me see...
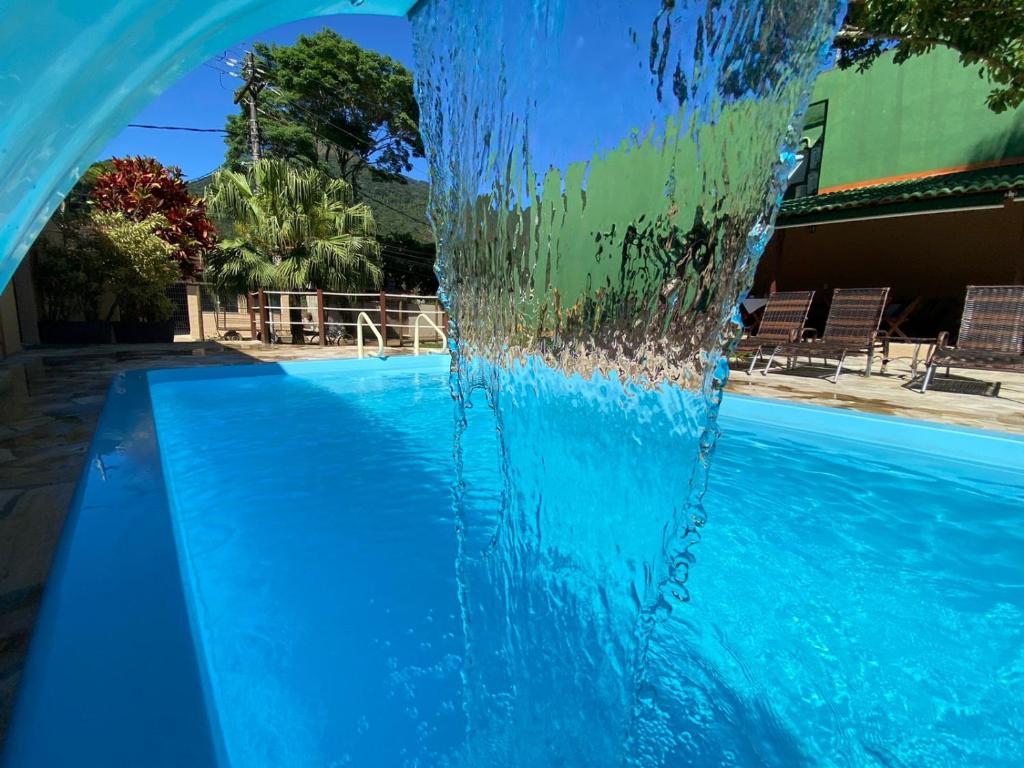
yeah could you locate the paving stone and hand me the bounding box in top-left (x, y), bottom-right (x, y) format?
top-left (0, 490), bottom-right (19, 521)
top-left (71, 395), bottom-right (106, 406)
top-left (0, 486), bottom-right (73, 595)
top-left (8, 416), bottom-right (56, 433)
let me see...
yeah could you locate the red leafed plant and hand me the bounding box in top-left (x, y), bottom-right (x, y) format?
top-left (91, 156), bottom-right (216, 279)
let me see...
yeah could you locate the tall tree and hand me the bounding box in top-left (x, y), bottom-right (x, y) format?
top-left (204, 159), bottom-right (382, 294)
top-left (91, 156), bottom-right (216, 278)
top-left (224, 29), bottom-right (423, 193)
top-left (836, 0), bottom-right (1024, 113)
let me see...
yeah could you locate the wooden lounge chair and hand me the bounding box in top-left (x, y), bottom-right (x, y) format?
top-left (921, 285), bottom-right (1024, 394)
top-left (880, 296), bottom-right (923, 340)
top-left (733, 290), bottom-right (814, 374)
top-left (763, 287), bottom-right (890, 383)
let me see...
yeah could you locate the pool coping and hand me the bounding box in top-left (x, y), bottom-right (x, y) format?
top-left (1, 370), bottom-right (222, 768)
top-left (145, 351), bottom-right (452, 385)
top-left (723, 392), bottom-right (1024, 471)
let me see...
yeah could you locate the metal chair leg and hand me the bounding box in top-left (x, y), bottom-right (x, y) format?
top-left (747, 346), bottom-right (761, 375)
top-left (762, 347), bottom-right (780, 376)
top-left (910, 343), bottom-right (922, 375)
top-left (921, 363), bottom-right (935, 394)
top-left (832, 352), bottom-right (847, 384)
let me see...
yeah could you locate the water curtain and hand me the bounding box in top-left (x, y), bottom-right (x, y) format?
top-left (412, 0), bottom-right (843, 764)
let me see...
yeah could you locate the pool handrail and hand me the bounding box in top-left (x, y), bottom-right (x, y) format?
top-left (356, 312), bottom-right (385, 358)
top-left (413, 313), bottom-right (447, 356)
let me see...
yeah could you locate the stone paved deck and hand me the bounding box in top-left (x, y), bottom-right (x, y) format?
top-left (0, 340), bottom-right (1021, 744)
top-left (726, 342), bottom-right (1024, 434)
top-left (0, 341), bottom-right (399, 741)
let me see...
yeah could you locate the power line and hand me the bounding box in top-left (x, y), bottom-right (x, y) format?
top-left (203, 61), bottom-right (241, 92)
top-left (364, 193), bottom-right (429, 228)
top-left (381, 244), bottom-right (436, 261)
top-left (186, 166), bottom-right (224, 182)
top-left (382, 246), bottom-right (434, 262)
top-left (206, 60), bottom-right (229, 71)
top-left (382, 253), bottom-right (436, 270)
top-left (215, 46), bottom-right (248, 64)
top-left (204, 61), bottom-right (238, 77)
top-left (383, 252), bottom-right (435, 266)
top-left (127, 123), bottom-right (228, 133)
top-left (382, 245), bottom-right (434, 260)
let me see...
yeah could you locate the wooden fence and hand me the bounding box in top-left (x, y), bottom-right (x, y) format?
top-left (246, 290), bottom-right (447, 348)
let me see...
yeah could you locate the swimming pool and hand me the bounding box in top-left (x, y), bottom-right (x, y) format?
top-left (4, 356), bottom-right (1022, 766)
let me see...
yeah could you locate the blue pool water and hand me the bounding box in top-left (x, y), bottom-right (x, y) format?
top-left (150, 361), bottom-right (489, 766)
top-left (5, 357), bottom-right (1023, 767)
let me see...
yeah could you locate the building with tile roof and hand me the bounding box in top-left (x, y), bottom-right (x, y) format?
top-left (756, 47), bottom-right (1024, 336)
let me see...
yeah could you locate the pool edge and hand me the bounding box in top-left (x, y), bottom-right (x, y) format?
top-left (1, 371), bottom-right (225, 768)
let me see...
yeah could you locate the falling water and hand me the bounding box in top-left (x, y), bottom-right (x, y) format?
top-left (410, 1), bottom-right (844, 764)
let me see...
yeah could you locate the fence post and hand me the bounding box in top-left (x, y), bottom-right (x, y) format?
top-left (258, 288), bottom-right (269, 344)
top-left (185, 283), bottom-right (205, 342)
top-left (248, 292), bottom-right (257, 340)
top-left (379, 291), bottom-right (388, 349)
top-left (316, 289), bottom-right (326, 346)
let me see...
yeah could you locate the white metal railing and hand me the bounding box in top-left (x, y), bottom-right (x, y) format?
top-left (413, 313), bottom-right (447, 356)
top-left (247, 289), bottom-right (444, 346)
top-left (356, 312), bottom-right (384, 358)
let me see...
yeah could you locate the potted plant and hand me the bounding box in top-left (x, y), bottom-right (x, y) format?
top-left (33, 216), bottom-right (114, 344)
top-left (89, 157), bottom-right (215, 342)
top-left (29, 157), bottom-right (214, 344)
top-left (93, 212), bottom-right (180, 343)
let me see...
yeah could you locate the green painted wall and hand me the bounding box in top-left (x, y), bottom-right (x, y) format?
top-left (810, 48), bottom-right (1024, 190)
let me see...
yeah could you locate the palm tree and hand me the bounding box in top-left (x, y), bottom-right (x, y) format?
top-left (204, 159), bottom-right (382, 294)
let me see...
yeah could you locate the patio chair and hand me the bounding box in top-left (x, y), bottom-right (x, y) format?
top-left (763, 287), bottom-right (890, 383)
top-left (921, 285), bottom-right (1024, 394)
top-left (733, 290), bottom-right (814, 374)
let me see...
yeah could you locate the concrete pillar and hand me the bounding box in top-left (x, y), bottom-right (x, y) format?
top-left (1014, 199), bottom-right (1024, 284)
top-left (280, 293), bottom-right (291, 342)
top-left (0, 278), bottom-right (22, 359)
top-left (185, 283), bottom-right (205, 341)
top-left (768, 229), bottom-right (786, 294)
top-left (12, 256), bottom-right (39, 345)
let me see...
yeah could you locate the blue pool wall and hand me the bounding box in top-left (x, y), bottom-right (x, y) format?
top-left (3, 355), bottom-right (1023, 767)
top-left (726, 393), bottom-right (1024, 470)
top-left (1, 356), bottom-right (458, 766)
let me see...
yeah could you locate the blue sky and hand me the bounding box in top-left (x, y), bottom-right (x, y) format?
top-left (100, 6), bottom-right (829, 189)
top-left (97, 6), bottom-right (698, 188)
top-left (99, 14), bottom-right (427, 181)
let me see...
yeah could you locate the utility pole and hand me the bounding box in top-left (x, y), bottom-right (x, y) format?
top-left (234, 51), bottom-right (266, 166)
